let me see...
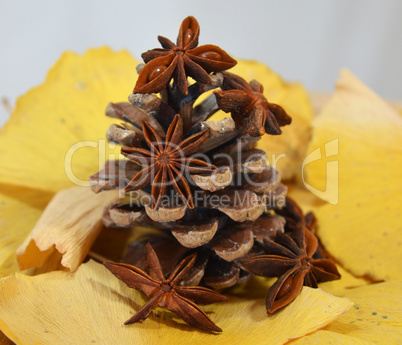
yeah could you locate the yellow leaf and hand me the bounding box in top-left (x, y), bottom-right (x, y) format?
top-left (0, 261), bottom-right (352, 345)
top-left (291, 280), bottom-right (402, 344)
top-left (17, 187), bottom-right (119, 272)
top-left (304, 70), bottom-right (402, 281)
top-left (210, 60), bottom-right (314, 181)
top-left (0, 185), bottom-right (52, 278)
top-left (0, 47), bottom-right (140, 193)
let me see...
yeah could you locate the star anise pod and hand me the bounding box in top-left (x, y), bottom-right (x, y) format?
top-left (237, 226), bottom-right (340, 314)
top-left (134, 16), bottom-right (237, 95)
top-left (121, 114), bottom-right (216, 210)
top-left (214, 72), bottom-right (292, 136)
top-left (104, 243), bottom-right (227, 332)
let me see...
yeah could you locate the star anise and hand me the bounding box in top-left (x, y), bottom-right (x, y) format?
top-left (134, 16), bottom-right (237, 95)
top-left (238, 226), bottom-right (340, 314)
top-left (121, 114), bottom-right (216, 210)
top-left (104, 243), bottom-right (227, 332)
top-left (214, 72), bottom-right (292, 137)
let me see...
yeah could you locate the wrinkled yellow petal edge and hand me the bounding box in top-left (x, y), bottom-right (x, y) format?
top-left (0, 260), bottom-right (352, 345)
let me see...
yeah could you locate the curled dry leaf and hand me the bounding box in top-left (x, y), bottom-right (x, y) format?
top-left (16, 187), bottom-right (119, 272)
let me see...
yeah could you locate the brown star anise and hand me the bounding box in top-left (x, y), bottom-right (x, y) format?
top-left (133, 16), bottom-right (237, 95)
top-left (214, 72), bottom-right (292, 137)
top-left (238, 226), bottom-right (340, 314)
top-left (104, 243), bottom-right (227, 332)
top-left (121, 114), bottom-right (216, 210)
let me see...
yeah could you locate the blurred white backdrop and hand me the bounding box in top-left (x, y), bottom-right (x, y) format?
top-left (1, 0), bottom-right (401, 127)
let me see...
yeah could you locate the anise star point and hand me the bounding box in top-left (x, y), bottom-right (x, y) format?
top-left (214, 72), bottom-right (292, 137)
top-left (134, 16), bottom-right (237, 95)
top-left (238, 225), bottom-right (340, 314)
top-left (104, 243), bottom-right (227, 332)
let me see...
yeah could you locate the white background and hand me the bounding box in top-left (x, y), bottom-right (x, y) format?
top-left (1, 0), bottom-right (401, 127)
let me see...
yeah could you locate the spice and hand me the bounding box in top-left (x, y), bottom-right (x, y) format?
top-left (214, 72), bottom-right (292, 136)
top-left (134, 16), bottom-right (237, 95)
top-left (238, 198), bottom-right (341, 313)
top-left (121, 114), bottom-right (215, 209)
top-left (104, 243), bottom-right (227, 332)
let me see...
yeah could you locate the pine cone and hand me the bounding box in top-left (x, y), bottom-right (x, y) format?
top-left (89, 69), bottom-right (291, 289)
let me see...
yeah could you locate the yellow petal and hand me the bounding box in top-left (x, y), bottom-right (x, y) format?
top-left (0, 47), bottom-right (140, 192)
top-left (304, 70), bottom-right (402, 281)
top-left (0, 261), bottom-right (351, 345)
top-left (210, 60), bottom-right (314, 181)
top-left (17, 186), bottom-right (119, 272)
top-left (0, 185), bottom-right (53, 278)
top-left (291, 280), bottom-right (402, 344)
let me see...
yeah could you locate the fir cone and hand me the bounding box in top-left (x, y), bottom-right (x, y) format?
top-left (89, 83), bottom-right (288, 288)
top-left (89, 16), bottom-right (318, 293)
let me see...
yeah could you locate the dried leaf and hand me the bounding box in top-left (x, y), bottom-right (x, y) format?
top-left (305, 70), bottom-right (402, 281)
top-left (17, 187), bottom-right (119, 272)
top-left (291, 280), bottom-right (402, 345)
top-left (0, 261), bottom-right (352, 345)
top-left (0, 47), bottom-right (139, 192)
